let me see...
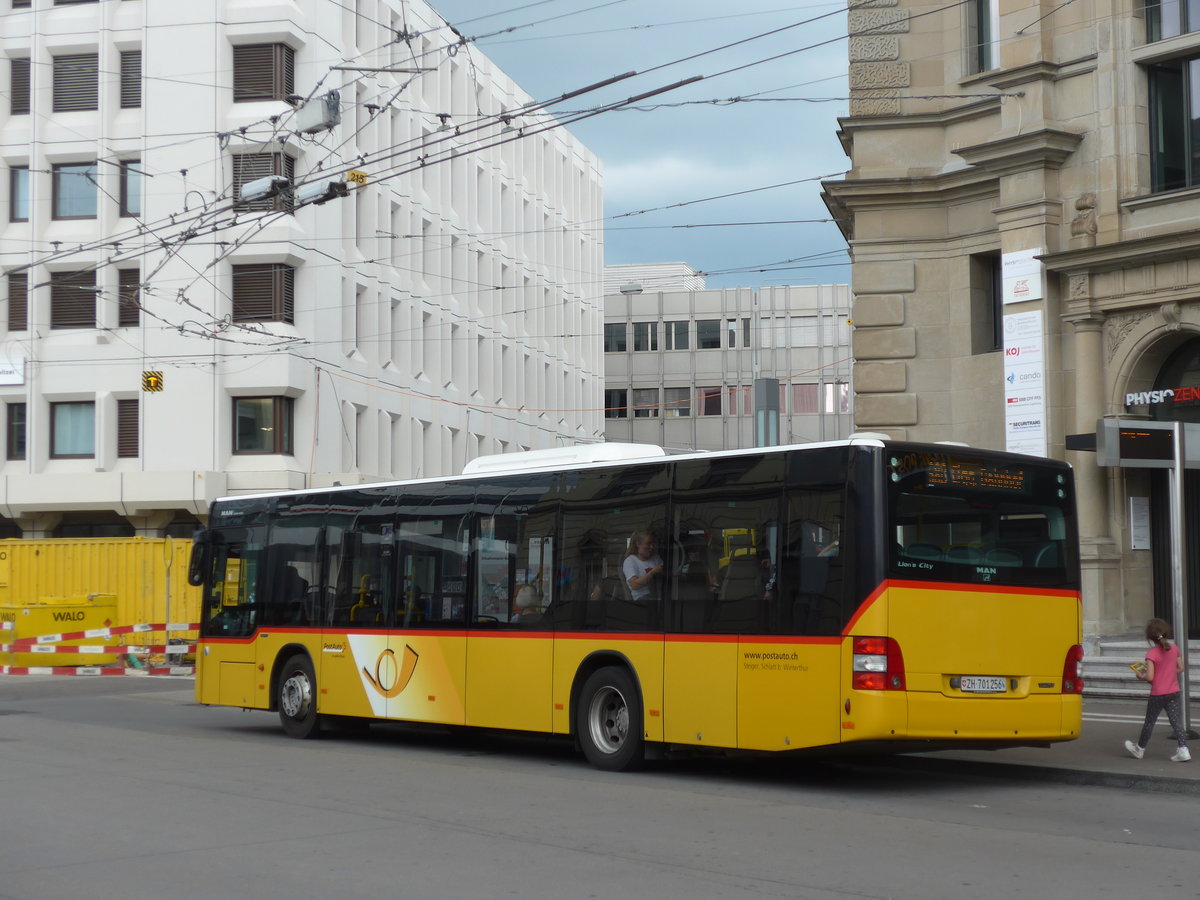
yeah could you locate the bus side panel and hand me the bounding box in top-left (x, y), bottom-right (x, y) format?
top-left (327, 631), bottom-right (468, 724)
top-left (196, 640), bottom-right (260, 709)
top-left (737, 637), bottom-right (841, 751)
top-left (663, 637), bottom-right (737, 748)
top-left (465, 632), bottom-right (553, 732)
top-left (551, 635), bottom-right (665, 742)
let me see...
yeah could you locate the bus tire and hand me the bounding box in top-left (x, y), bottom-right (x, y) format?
top-left (577, 666), bottom-right (644, 771)
top-left (278, 654), bottom-right (320, 739)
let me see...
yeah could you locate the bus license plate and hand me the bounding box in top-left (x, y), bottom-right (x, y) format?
top-left (961, 676), bottom-right (1006, 693)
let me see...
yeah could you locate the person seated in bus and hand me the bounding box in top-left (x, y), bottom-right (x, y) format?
top-left (623, 531), bottom-right (664, 603)
top-left (510, 584), bottom-right (543, 623)
top-left (349, 574), bottom-right (382, 624)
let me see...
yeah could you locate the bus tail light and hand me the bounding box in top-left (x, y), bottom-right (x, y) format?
top-left (1061, 644), bottom-right (1084, 694)
top-left (852, 636), bottom-right (906, 691)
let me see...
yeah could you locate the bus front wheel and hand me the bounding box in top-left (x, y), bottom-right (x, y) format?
top-left (577, 666), bottom-right (644, 771)
top-left (278, 654), bottom-right (320, 739)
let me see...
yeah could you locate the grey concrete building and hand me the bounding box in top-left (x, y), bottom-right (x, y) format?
top-left (822, 0), bottom-right (1200, 641)
top-left (604, 269), bottom-right (852, 451)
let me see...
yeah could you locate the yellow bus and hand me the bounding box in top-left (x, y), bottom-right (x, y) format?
top-left (189, 438), bottom-right (1082, 770)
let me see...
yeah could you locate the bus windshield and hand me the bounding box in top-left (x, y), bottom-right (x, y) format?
top-left (887, 449), bottom-right (1078, 588)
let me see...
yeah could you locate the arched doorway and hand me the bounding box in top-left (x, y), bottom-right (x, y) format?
top-left (1148, 339), bottom-right (1200, 638)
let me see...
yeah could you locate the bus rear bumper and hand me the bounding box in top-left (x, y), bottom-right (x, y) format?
top-left (902, 690), bottom-right (1082, 742)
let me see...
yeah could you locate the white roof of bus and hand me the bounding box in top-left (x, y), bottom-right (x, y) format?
top-left (212, 435), bottom-right (894, 504)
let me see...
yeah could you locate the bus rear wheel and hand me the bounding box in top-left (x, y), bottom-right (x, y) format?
top-left (278, 654), bottom-right (320, 739)
top-left (577, 666), bottom-right (644, 771)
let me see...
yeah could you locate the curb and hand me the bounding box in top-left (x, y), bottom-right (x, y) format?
top-left (870, 753), bottom-right (1200, 795)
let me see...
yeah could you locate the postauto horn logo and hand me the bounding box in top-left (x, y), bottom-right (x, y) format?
top-left (362, 644), bottom-right (419, 698)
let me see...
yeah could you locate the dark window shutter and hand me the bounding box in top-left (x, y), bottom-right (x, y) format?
top-left (232, 263), bottom-right (294, 323)
top-left (50, 270), bottom-right (97, 328)
top-left (53, 53), bottom-right (99, 112)
top-left (232, 152), bottom-right (294, 212)
top-left (233, 44), bottom-right (294, 102)
top-left (7, 273), bottom-right (28, 331)
top-left (118, 269), bottom-right (140, 327)
top-left (119, 50), bottom-right (141, 109)
top-left (10, 58), bottom-right (30, 115)
top-left (117, 399), bottom-right (138, 458)
top-left (13, 1), bottom-right (32, 8)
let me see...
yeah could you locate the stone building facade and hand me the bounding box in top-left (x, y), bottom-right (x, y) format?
top-left (823, 0), bottom-right (1200, 640)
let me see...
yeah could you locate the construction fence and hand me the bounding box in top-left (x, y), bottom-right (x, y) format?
top-left (0, 538), bottom-right (200, 675)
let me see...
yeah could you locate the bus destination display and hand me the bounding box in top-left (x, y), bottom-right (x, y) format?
top-left (891, 452), bottom-right (1030, 493)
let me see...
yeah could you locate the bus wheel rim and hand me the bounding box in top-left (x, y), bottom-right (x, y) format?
top-left (281, 671), bottom-right (312, 719)
top-left (588, 685), bottom-right (628, 754)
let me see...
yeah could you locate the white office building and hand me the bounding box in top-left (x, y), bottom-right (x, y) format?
top-left (604, 269), bottom-right (853, 451)
top-left (1, 0), bottom-right (604, 538)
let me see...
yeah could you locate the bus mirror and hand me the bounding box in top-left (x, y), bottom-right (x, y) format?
top-left (188, 529), bottom-right (211, 586)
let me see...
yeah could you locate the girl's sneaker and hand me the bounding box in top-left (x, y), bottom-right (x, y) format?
top-left (1125, 740), bottom-right (1145, 759)
top-left (1170, 746), bottom-right (1191, 762)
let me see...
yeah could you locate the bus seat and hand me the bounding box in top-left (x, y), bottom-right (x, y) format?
top-left (985, 548), bottom-right (1021, 566)
top-left (1033, 542), bottom-right (1060, 568)
top-left (711, 556), bottom-right (765, 630)
top-left (945, 545), bottom-right (982, 563)
top-left (903, 543), bottom-right (943, 561)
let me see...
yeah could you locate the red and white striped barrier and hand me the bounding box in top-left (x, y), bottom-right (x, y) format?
top-left (1, 621), bottom-right (198, 677)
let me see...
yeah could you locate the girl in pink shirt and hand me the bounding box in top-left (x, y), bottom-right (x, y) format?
top-left (1124, 617), bottom-right (1190, 762)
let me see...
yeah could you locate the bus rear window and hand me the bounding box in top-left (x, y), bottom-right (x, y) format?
top-left (886, 451), bottom-right (1078, 587)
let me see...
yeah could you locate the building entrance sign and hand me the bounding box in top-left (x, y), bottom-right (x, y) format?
top-left (1002, 310), bottom-right (1046, 457)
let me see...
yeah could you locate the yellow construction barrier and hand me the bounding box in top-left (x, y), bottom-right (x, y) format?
top-left (0, 538), bottom-right (200, 669)
top-left (0, 595), bottom-right (119, 667)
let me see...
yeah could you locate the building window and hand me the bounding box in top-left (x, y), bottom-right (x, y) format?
top-left (119, 159), bottom-right (142, 217)
top-left (664, 320), bottom-right (688, 350)
top-left (13, 0), bottom-right (32, 8)
top-left (603, 322), bottom-right (626, 352)
top-left (632, 322), bottom-right (658, 352)
top-left (1149, 58), bottom-right (1200, 192)
top-left (790, 315), bottom-right (819, 347)
top-left (232, 263), bottom-right (294, 323)
top-left (1147, 0), bottom-right (1196, 41)
top-left (50, 401), bottom-right (95, 459)
top-left (966, 0), bottom-right (998, 75)
top-left (50, 270), bottom-right (96, 328)
top-left (232, 152), bottom-right (294, 213)
top-left (117, 398), bottom-right (138, 458)
top-left (970, 252), bottom-right (1003, 353)
top-left (232, 43), bottom-right (295, 103)
top-left (824, 382), bottom-right (850, 414)
top-left (233, 396), bottom-right (293, 454)
top-left (52, 53), bottom-right (99, 112)
top-left (52, 162), bottom-right (97, 219)
top-left (10, 58), bottom-right (30, 115)
top-left (120, 50), bottom-right (141, 108)
top-left (632, 387), bottom-right (658, 418)
top-left (697, 319), bottom-right (721, 349)
top-left (6, 403), bottom-right (25, 461)
top-left (791, 383), bottom-right (819, 414)
top-left (664, 387), bottom-right (691, 417)
top-left (10, 166), bottom-right (29, 222)
top-left (7, 272), bottom-right (28, 331)
top-left (118, 269), bottom-right (140, 327)
top-left (699, 386), bottom-right (722, 416)
top-left (604, 388), bottom-right (627, 418)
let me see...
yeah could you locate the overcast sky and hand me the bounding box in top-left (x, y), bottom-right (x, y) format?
top-left (429, 0), bottom-right (851, 290)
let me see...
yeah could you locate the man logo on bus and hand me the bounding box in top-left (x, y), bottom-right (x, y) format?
top-left (363, 644), bottom-right (419, 698)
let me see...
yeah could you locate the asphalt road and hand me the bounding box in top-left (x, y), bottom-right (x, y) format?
top-left (1, 676), bottom-right (1197, 900)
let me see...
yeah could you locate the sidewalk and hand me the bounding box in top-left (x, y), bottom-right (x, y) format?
top-left (891, 697), bottom-right (1200, 793)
